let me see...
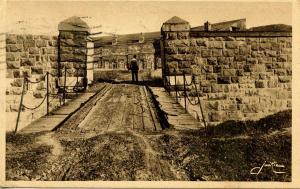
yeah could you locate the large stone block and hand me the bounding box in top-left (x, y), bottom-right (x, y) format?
top-left (240, 104), bottom-right (260, 113)
top-left (166, 32), bottom-right (177, 40)
top-left (39, 35), bottom-right (50, 40)
top-left (246, 58), bottom-right (258, 64)
top-left (196, 38), bottom-right (209, 47)
top-left (60, 46), bottom-right (73, 54)
top-left (250, 42), bottom-right (259, 51)
top-left (208, 41), bottom-right (223, 49)
top-left (205, 101), bottom-right (220, 111)
top-left (277, 55), bottom-right (288, 62)
top-left (201, 86), bottom-right (211, 93)
top-left (234, 55), bottom-right (247, 62)
top-left (178, 61), bottom-right (191, 69)
top-left (272, 62), bottom-right (284, 69)
top-left (217, 57), bottom-right (233, 65)
top-left (236, 69), bottom-right (244, 76)
top-left (212, 49), bottom-right (222, 57)
top-left (213, 65), bottom-right (222, 73)
top-left (6, 44), bottom-right (22, 52)
top-left (6, 34), bottom-right (17, 44)
top-left (166, 54), bottom-right (187, 61)
top-left (177, 32), bottom-right (189, 39)
top-left (201, 49), bottom-right (212, 58)
top-left (265, 50), bottom-right (277, 57)
top-left (222, 69), bottom-right (236, 77)
top-left (239, 45), bottom-right (251, 55)
top-left (223, 49), bottom-right (234, 57)
top-left (274, 69), bottom-right (286, 76)
top-left (207, 57), bottom-right (217, 65)
top-left (189, 46), bottom-right (202, 54)
top-left (60, 32), bottom-right (74, 39)
top-left (209, 111), bottom-right (225, 122)
top-left (206, 73), bottom-right (217, 81)
top-left (231, 77), bottom-right (239, 83)
top-left (47, 48), bottom-right (56, 54)
top-left (6, 61), bottom-right (20, 69)
top-left (166, 61), bottom-right (178, 70)
top-left (6, 53), bottom-right (18, 61)
top-left (278, 76), bottom-right (291, 83)
top-left (225, 41), bottom-right (239, 49)
top-left (23, 39), bottom-right (36, 50)
top-left (21, 58), bottom-right (35, 66)
top-left (10, 79), bottom-right (23, 87)
top-left (31, 67), bottom-right (44, 75)
top-left (217, 76), bottom-right (231, 84)
top-left (48, 40), bottom-right (57, 47)
top-left (173, 39), bottom-right (190, 47)
top-left (36, 40), bottom-right (47, 48)
top-left (203, 65), bottom-right (213, 73)
top-left (28, 47), bottom-right (40, 54)
top-left (260, 38), bottom-right (277, 43)
top-left (220, 103), bottom-right (238, 112)
top-left (246, 38), bottom-right (260, 43)
top-left (278, 37), bottom-right (291, 43)
top-left (255, 80), bottom-right (267, 88)
top-left (13, 70), bottom-right (20, 78)
top-left (259, 43), bottom-right (271, 50)
top-left (178, 47), bottom-right (190, 54)
top-left (258, 57), bottom-right (272, 64)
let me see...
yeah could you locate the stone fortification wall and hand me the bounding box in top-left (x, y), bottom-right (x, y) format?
top-left (5, 34), bottom-right (60, 131)
top-left (161, 21), bottom-right (292, 124)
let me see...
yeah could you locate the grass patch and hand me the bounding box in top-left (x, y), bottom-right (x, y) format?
top-left (153, 110), bottom-right (292, 181)
top-left (6, 132), bottom-right (52, 180)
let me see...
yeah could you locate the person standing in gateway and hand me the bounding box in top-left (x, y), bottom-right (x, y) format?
top-left (130, 55), bottom-right (139, 82)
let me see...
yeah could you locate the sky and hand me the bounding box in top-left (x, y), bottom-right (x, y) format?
top-left (5, 1), bottom-right (292, 36)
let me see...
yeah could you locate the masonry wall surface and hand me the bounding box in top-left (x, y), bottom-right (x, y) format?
top-left (5, 34), bottom-right (60, 131)
top-left (162, 29), bottom-right (292, 125)
top-left (59, 31), bottom-right (87, 79)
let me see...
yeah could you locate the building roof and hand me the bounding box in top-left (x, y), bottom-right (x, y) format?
top-left (92, 18), bottom-right (291, 47)
top-left (93, 31), bottom-right (160, 46)
top-left (247, 24), bottom-right (292, 32)
top-left (58, 16), bottom-right (90, 33)
top-left (164, 16), bottom-right (189, 24)
top-left (191, 18), bottom-right (246, 31)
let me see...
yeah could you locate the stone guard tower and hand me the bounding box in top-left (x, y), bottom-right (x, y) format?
top-left (58, 16), bottom-right (94, 91)
top-left (161, 16), bottom-right (192, 86)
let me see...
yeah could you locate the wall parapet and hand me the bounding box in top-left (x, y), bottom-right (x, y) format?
top-left (189, 31), bottom-right (292, 38)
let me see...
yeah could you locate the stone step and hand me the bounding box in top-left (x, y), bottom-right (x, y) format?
top-left (20, 92), bottom-right (96, 133)
top-left (149, 86), bottom-right (204, 131)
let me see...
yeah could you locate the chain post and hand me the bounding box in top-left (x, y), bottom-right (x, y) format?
top-left (63, 66), bottom-right (67, 104)
top-left (183, 71), bottom-right (187, 112)
top-left (46, 72), bottom-right (49, 115)
top-left (14, 76), bottom-right (27, 133)
top-left (173, 68), bottom-right (178, 103)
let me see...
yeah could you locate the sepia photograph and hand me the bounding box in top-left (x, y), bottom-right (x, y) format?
top-left (1, 0), bottom-right (298, 187)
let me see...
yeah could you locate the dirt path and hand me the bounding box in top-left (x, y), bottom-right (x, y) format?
top-left (6, 83), bottom-right (188, 181)
top-left (37, 133), bottom-right (63, 158)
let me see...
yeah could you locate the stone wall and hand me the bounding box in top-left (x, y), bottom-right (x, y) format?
top-left (5, 34), bottom-right (60, 131)
top-left (162, 25), bottom-right (292, 124)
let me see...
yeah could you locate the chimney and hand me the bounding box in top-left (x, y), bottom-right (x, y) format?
top-left (139, 32), bottom-right (145, 43)
top-left (204, 21), bottom-right (212, 31)
top-left (112, 34), bottom-right (117, 45)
